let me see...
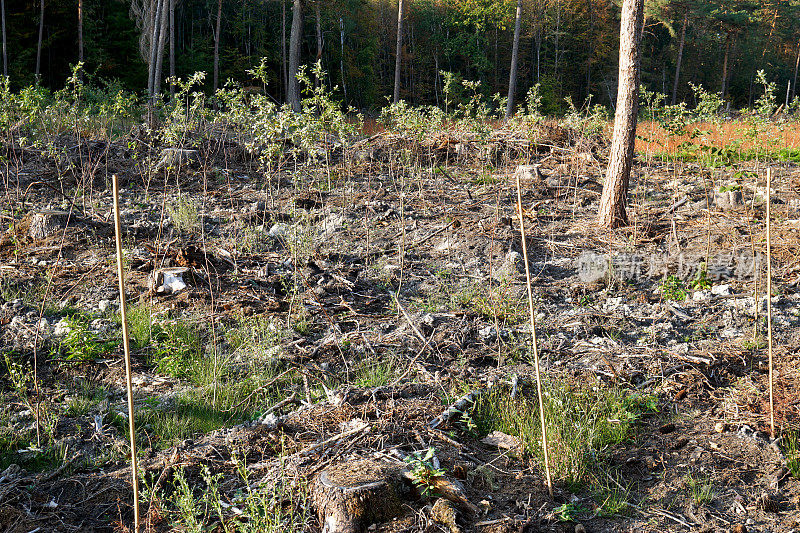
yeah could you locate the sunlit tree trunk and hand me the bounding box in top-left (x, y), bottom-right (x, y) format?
top-left (148, 0), bottom-right (165, 97)
top-left (315, 1), bottom-right (323, 87)
top-left (1, 0), bottom-right (7, 77)
top-left (213, 0), bottom-right (222, 91)
top-left (597, 0), bottom-right (643, 228)
top-left (792, 42), bottom-right (800, 102)
top-left (671, 8), bottom-right (688, 105)
top-left (721, 34), bottom-right (730, 99)
top-left (288, 0), bottom-right (303, 112)
top-left (393, 0), bottom-right (404, 103)
top-left (505, 0), bottom-right (522, 118)
top-left (36, 0), bottom-right (44, 81)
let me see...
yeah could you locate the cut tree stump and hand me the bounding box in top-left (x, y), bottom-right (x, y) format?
top-left (312, 459), bottom-right (410, 533)
top-left (155, 148), bottom-right (200, 170)
top-left (27, 209), bottom-right (75, 240)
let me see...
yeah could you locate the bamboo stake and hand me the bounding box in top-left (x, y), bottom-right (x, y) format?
top-left (515, 172), bottom-right (553, 498)
top-left (766, 167), bottom-right (775, 440)
top-left (113, 174), bottom-right (140, 531)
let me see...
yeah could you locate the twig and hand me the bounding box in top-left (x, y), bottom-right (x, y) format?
top-left (113, 174), bottom-right (140, 532)
top-left (515, 170), bottom-right (553, 498)
top-left (223, 368), bottom-right (296, 412)
top-left (393, 292), bottom-right (427, 345)
top-left (766, 167), bottom-right (775, 439)
top-left (298, 421), bottom-right (369, 457)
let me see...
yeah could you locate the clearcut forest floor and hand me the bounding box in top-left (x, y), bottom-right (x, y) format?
top-left (3, 125), bottom-right (800, 533)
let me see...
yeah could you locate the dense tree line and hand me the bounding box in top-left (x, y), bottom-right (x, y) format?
top-left (1, 0), bottom-right (799, 112)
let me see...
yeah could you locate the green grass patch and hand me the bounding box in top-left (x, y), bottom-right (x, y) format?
top-left (472, 381), bottom-right (657, 489)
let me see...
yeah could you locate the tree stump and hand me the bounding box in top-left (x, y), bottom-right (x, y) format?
top-left (155, 148), bottom-right (200, 170)
top-left (312, 459), bottom-right (410, 533)
top-left (27, 209), bottom-right (74, 240)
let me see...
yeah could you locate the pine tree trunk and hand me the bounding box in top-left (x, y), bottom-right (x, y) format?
top-left (597, 0), bottom-right (643, 229)
top-left (281, 0), bottom-right (286, 101)
top-left (153, 0), bottom-right (169, 96)
top-left (393, 0), bottom-right (404, 103)
top-left (169, 0), bottom-right (175, 98)
top-left (213, 0), bottom-right (222, 91)
top-left (671, 8), bottom-right (688, 105)
top-left (148, 0), bottom-right (165, 98)
top-left (505, 0), bottom-right (522, 118)
top-left (36, 0), bottom-right (44, 81)
top-left (78, 0), bottom-right (84, 64)
top-left (721, 34), bottom-right (730, 99)
top-left (792, 41), bottom-right (800, 102)
top-left (288, 0), bottom-right (303, 112)
top-left (1, 0), bottom-right (7, 77)
top-left (315, 1), bottom-right (322, 86)
top-left (339, 16), bottom-right (347, 104)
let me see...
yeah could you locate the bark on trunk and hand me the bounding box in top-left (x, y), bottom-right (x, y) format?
top-left (287, 0), bottom-right (303, 112)
top-left (315, 1), bottom-right (322, 86)
top-left (148, 0), bottom-right (165, 97)
top-left (792, 41), bottom-right (800, 102)
top-left (339, 16), bottom-right (346, 104)
top-left (213, 0), bottom-right (222, 91)
top-left (393, 0), bottom-right (404, 103)
top-left (671, 8), bottom-right (688, 105)
top-left (153, 0), bottom-right (169, 96)
top-left (1, 0), bottom-right (7, 77)
top-left (78, 0), bottom-right (84, 64)
top-left (36, 0), bottom-right (44, 81)
top-left (281, 0), bottom-right (286, 101)
top-left (169, 0), bottom-right (175, 98)
top-left (597, 0), bottom-right (643, 229)
top-left (505, 0), bottom-right (522, 118)
top-left (721, 34), bottom-right (730, 99)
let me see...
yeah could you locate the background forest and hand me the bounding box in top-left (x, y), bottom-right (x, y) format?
top-left (3, 0), bottom-right (800, 113)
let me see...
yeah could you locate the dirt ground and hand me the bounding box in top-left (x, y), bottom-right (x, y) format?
top-left (2, 127), bottom-right (800, 532)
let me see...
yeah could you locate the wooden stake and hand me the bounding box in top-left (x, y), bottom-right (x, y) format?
top-left (515, 172), bottom-right (553, 498)
top-left (766, 168), bottom-right (775, 440)
top-left (113, 174), bottom-right (140, 531)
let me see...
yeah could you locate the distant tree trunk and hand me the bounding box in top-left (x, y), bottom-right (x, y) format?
top-left (315, 1), bottom-right (322, 86)
top-left (169, 0), bottom-right (175, 98)
top-left (78, 0), bottom-right (84, 64)
top-left (792, 41), bottom-right (799, 102)
top-left (36, 0), bottom-right (44, 81)
top-left (393, 0), bottom-right (404, 103)
top-left (287, 0), bottom-right (303, 112)
top-left (720, 34), bottom-right (730, 99)
top-left (505, 0), bottom-right (522, 118)
top-left (1, 0), bottom-right (7, 77)
top-left (586, 0), bottom-right (593, 98)
top-left (153, 0), bottom-right (169, 95)
top-left (281, 0), bottom-right (286, 101)
top-left (597, 0), bottom-right (643, 229)
top-left (671, 8), bottom-right (688, 105)
top-left (213, 0), bottom-right (222, 91)
top-left (339, 16), bottom-right (347, 104)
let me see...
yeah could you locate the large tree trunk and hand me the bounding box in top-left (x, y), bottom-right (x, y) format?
top-left (671, 8), bottom-right (688, 105)
top-left (1, 0), bottom-right (7, 77)
top-left (36, 0), bottom-right (44, 81)
top-left (213, 0), bottom-right (222, 91)
top-left (597, 0), bottom-right (643, 229)
top-left (505, 0), bottom-right (522, 118)
top-left (78, 0), bottom-right (84, 64)
top-left (169, 0), bottom-right (175, 98)
top-left (315, 1), bottom-right (322, 86)
top-left (287, 0), bottom-right (303, 112)
top-left (393, 0), bottom-right (404, 103)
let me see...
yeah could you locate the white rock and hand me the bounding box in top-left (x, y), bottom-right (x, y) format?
top-left (693, 290), bottom-right (711, 302)
top-left (54, 318), bottom-right (72, 336)
top-left (98, 299), bottom-right (112, 313)
top-left (711, 284), bottom-right (732, 296)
